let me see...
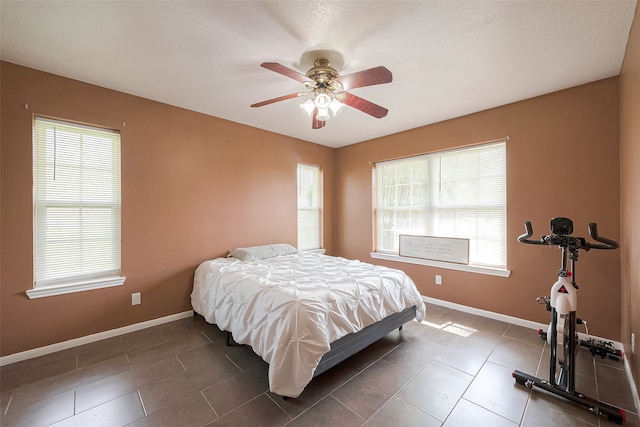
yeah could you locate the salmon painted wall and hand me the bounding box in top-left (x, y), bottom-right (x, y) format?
top-left (0, 62), bottom-right (335, 356)
top-left (620, 2), bottom-right (640, 400)
top-left (335, 78), bottom-right (622, 341)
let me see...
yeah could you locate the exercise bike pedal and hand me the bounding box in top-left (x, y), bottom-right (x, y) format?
top-left (536, 296), bottom-right (551, 311)
top-left (580, 338), bottom-right (623, 360)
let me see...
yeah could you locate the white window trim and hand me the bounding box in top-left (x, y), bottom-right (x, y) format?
top-left (301, 248), bottom-right (326, 254)
top-left (370, 252), bottom-right (511, 277)
top-left (373, 139), bottom-right (507, 270)
top-left (26, 275), bottom-right (126, 299)
top-left (31, 116), bottom-right (123, 298)
top-left (297, 163), bottom-right (323, 251)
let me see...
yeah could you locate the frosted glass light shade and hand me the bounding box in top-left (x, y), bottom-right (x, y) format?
top-left (316, 108), bottom-right (330, 121)
top-left (314, 93), bottom-right (331, 109)
top-left (329, 99), bottom-right (345, 116)
top-left (300, 93), bottom-right (345, 122)
top-left (300, 99), bottom-right (315, 117)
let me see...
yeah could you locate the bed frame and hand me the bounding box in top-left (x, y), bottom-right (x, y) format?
top-left (313, 305), bottom-right (417, 377)
top-left (216, 305), bottom-right (417, 392)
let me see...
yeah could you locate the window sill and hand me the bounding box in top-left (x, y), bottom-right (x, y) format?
top-left (369, 253), bottom-right (511, 277)
top-left (26, 276), bottom-right (126, 299)
top-left (302, 248), bottom-right (326, 254)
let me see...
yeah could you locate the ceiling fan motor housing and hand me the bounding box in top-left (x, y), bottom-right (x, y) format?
top-left (306, 59), bottom-right (340, 87)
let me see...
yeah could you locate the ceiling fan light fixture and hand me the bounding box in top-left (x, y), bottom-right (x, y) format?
top-left (329, 98), bottom-right (345, 116)
top-left (300, 99), bottom-right (315, 117)
top-left (314, 93), bottom-right (331, 109)
top-left (316, 107), bottom-right (330, 122)
top-left (253, 58), bottom-right (392, 129)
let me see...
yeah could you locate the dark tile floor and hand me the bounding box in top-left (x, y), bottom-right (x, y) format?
top-left (1, 302), bottom-right (638, 426)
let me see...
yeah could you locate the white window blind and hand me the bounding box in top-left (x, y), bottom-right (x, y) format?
top-left (375, 141), bottom-right (506, 268)
top-left (297, 163), bottom-right (322, 250)
top-left (33, 117), bottom-right (122, 290)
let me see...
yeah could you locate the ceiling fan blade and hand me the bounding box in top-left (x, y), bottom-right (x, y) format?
top-left (312, 108), bottom-right (326, 129)
top-left (260, 62), bottom-right (309, 83)
top-left (343, 92), bottom-right (389, 118)
top-left (251, 92), bottom-right (303, 108)
top-left (338, 66), bottom-right (392, 91)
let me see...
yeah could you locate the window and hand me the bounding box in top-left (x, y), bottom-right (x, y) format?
top-left (29, 117), bottom-right (125, 298)
top-left (374, 141), bottom-right (506, 270)
top-left (297, 163), bottom-right (322, 250)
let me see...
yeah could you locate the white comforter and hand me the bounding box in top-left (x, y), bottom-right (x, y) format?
top-left (191, 252), bottom-right (425, 397)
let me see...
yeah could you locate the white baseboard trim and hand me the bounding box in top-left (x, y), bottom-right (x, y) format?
top-left (422, 296), bottom-right (623, 350)
top-left (423, 295), bottom-right (548, 331)
top-left (0, 310), bottom-right (194, 367)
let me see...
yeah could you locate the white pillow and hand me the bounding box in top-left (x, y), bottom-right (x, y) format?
top-left (228, 244), bottom-right (298, 261)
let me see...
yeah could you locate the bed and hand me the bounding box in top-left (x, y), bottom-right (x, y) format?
top-left (191, 244), bottom-right (426, 398)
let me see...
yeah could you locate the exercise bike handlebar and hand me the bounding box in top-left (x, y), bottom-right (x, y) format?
top-left (518, 221), bottom-right (544, 245)
top-left (518, 221), bottom-right (619, 250)
top-left (587, 222), bottom-right (619, 250)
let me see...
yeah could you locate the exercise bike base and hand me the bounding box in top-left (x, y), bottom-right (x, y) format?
top-left (512, 370), bottom-right (626, 425)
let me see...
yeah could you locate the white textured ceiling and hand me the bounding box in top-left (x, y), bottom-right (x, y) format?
top-left (1, 1), bottom-right (636, 148)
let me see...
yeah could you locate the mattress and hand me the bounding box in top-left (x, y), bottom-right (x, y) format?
top-left (191, 251), bottom-right (425, 397)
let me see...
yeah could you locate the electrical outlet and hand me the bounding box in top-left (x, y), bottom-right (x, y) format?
top-left (435, 275), bottom-right (442, 285)
top-left (632, 333), bottom-right (635, 354)
top-left (132, 292), bottom-right (141, 305)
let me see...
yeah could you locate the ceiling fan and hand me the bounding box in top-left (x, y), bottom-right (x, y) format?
top-left (250, 59), bottom-right (392, 129)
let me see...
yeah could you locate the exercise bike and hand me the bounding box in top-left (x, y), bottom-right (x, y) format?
top-left (512, 217), bottom-right (626, 425)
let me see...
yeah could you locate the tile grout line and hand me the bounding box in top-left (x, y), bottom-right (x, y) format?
top-left (199, 330), bottom-right (214, 343)
top-left (224, 354), bottom-right (243, 372)
top-left (199, 390), bottom-right (220, 420)
top-left (137, 389), bottom-right (148, 417)
top-left (174, 354), bottom-right (188, 372)
top-left (264, 391), bottom-right (294, 424)
top-left (3, 394), bottom-right (13, 416)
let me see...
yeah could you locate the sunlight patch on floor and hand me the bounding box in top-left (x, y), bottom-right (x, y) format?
top-left (420, 320), bottom-right (478, 337)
